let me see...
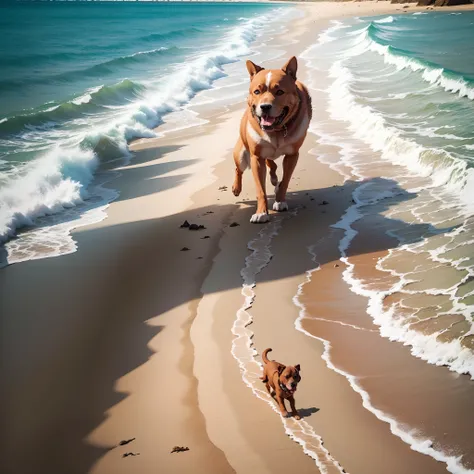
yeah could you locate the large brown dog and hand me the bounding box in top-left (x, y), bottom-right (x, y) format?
top-left (232, 56), bottom-right (312, 223)
top-left (260, 348), bottom-right (302, 419)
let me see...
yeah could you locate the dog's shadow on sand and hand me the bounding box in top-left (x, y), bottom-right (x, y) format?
top-left (299, 407), bottom-right (320, 419)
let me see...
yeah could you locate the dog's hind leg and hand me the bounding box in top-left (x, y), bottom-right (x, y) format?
top-left (266, 159), bottom-right (278, 187)
top-left (232, 138), bottom-right (249, 197)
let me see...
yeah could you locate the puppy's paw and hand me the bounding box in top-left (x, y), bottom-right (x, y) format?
top-left (250, 212), bottom-right (270, 223)
top-left (281, 411), bottom-right (290, 418)
top-left (273, 201), bottom-right (288, 212)
top-left (293, 414), bottom-right (301, 421)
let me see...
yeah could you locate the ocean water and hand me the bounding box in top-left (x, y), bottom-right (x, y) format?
top-left (303, 10), bottom-right (474, 380)
top-left (299, 11), bottom-right (474, 472)
top-left (0, 0), bottom-right (286, 266)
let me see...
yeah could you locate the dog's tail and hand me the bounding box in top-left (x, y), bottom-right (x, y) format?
top-left (262, 348), bottom-right (273, 365)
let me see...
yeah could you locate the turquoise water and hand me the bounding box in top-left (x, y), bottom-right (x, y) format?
top-left (324, 11), bottom-right (474, 196)
top-left (1, 2), bottom-right (268, 116)
top-left (304, 10), bottom-right (474, 384)
top-left (362, 12), bottom-right (474, 183)
top-left (368, 12), bottom-right (474, 82)
top-left (0, 1), bottom-right (279, 264)
top-left (301, 12), bottom-right (474, 471)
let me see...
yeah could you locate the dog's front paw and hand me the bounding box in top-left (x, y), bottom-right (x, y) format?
top-left (232, 184), bottom-right (241, 196)
top-left (273, 201), bottom-right (288, 212)
top-left (281, 411), bottom-right (290, 418)
top-left (250, 212), bottom-right (270, 223)
top-left (293, 413), bottom-right (301, 421)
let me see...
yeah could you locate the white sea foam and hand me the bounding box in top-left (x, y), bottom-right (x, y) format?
top-left (231, 212), bottom-right (346, 474)
top-left (412, 125), bottom-right (469, 142)
top-left (366, 32), bottom-right (474, 101)
top-left (316, 20), bottom-right (349, 45)
top-left (293, 237), bottom-right (474, 474)
top-left (306, 122), bottom-right (360, 182)
top-left (0, 147), bottom-right (99, 243)
top-left (374, 16), bottom-right (394, 24)
top-left (326, 60), bottom-right (474, 212)
top-left (321, 22), bottom-right (474, 215)
top-left (322, 52), bottom-right (474, 372)
top-left (298, 19), bottom-right (474, 473)
top-left (0, 8), bottom-right (285, 265)
top-left (71, 86), bottom-right (101, 105)
top-left (332, 181), bottom-right (474, 377)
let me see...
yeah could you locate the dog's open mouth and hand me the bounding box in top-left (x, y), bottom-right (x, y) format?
top-left (258, 106), bottom-right (289, 131)
top-left (281, 382), bottom-right (297, 395)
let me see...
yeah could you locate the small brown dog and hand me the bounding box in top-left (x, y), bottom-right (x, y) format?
top-left (260, 348), bottom-right (301, 419)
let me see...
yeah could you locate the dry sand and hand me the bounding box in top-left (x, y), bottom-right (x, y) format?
top-left (2, 2), bottom-right (474, 474)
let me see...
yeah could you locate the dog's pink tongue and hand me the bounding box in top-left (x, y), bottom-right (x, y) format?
top-left (261, 115), bottom-right (275, 126)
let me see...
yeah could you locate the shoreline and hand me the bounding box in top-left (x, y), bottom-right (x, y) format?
top-left (2, 2), bottom-right (474, 474)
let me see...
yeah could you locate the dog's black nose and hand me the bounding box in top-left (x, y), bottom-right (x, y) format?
top-left (260, 104), bottom-right (272, 112)
top-left (291, 382), bottom-right (296, 388)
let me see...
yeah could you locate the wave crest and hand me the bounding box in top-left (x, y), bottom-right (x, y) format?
top-left (367, 22), bottom-right (474, 101)
top-left (0, 10), bottom-right (278, 251)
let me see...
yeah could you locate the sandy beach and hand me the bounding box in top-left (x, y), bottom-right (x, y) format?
top-left (2, 2), bottom-right (474, 474)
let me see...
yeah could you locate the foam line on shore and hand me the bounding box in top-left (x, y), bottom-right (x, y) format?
top-left (293, 234), bottom-right (474, 474)
top-left (334, 190), bottom-right (474, 378)
top-left (305, 316), bottom-right (378, 333)
top-left (301, 9), bottom-right (474, 385)
top-left (230, 210), bottom-right (346, 474)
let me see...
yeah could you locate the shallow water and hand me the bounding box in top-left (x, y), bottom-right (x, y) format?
top-left (297, 11), bottom-right (474, 473)
top-left (302, 10), bottom-right (474, 381)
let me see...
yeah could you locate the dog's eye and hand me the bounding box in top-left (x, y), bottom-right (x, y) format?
top-left (276, 90), bottom-right (285, 96)
top-left (254, 90), bottom-right (261, 95)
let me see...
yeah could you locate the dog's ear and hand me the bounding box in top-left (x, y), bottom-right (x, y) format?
top-left (295, 364), bottom-right (301, 372)
top-left (277, 364), bottom-right (286, 376)
top-left (282, 56), bottom-right (297, 80)
top-left (246, 60), bottom-right (264, 79)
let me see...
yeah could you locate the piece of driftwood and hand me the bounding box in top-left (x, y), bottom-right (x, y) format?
top-left (170, 446), bottom-right (190, 454)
